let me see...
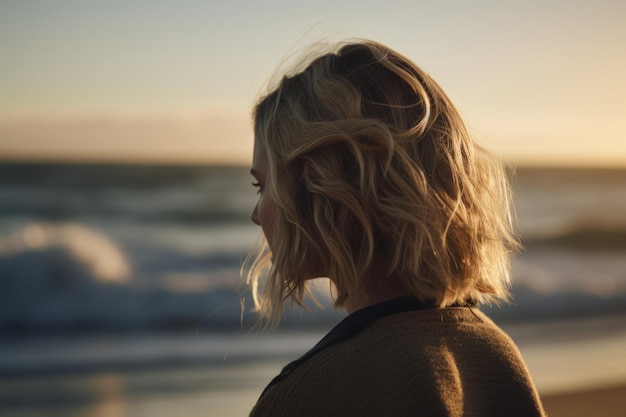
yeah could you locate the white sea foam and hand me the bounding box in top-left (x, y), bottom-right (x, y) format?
top-left (0, 164), bottom-right (625, 332)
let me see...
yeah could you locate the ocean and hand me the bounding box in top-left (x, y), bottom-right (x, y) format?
top-left (0, 163), bottom-right (625, 416)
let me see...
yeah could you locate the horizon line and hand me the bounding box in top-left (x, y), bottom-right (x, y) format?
top-left (1, 155), bottom-right (625, 171)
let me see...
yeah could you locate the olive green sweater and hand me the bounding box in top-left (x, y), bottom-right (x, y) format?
top-left (250, 298), bottom-right (545, 417)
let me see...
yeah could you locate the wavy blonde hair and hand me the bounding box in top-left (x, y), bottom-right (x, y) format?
top-left (246, 40), bottom-right (519, 325)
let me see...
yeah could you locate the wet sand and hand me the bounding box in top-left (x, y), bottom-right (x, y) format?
top-left (541, 384), bottom-right (626, 417)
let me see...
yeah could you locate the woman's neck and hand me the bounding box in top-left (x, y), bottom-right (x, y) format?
top-left (342, 270), bottom-right (410, 314)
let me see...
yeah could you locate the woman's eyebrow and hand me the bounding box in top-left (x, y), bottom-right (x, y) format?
top-left (250, 168), bottom-right (260, 178)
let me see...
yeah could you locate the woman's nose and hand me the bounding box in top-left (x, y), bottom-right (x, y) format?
top-left (250, 203), bottom-right (260, 226)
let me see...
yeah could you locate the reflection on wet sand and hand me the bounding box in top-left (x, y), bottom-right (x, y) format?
top-left (87, 373), bottom-right (128, 417)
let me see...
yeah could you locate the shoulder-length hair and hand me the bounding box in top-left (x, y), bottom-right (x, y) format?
top-left (246, 40), bottom-right (519, 325)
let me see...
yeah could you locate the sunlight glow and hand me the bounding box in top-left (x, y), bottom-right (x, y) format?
top-left (1, 1), bottom-right (624, 166)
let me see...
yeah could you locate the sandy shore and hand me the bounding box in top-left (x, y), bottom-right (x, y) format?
top-left (541, 384), bottom-right (626, 417)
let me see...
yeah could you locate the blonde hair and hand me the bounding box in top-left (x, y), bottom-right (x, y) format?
top-left (246, 40), bottom-right (519, 325)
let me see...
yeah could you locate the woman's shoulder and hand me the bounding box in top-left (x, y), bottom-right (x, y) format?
top-left (270, 306), bottom-right (523, 381)
top-left (360, 307), bottom-right (529, 370)
top-left (357, 306), bottom-right (507, 343)
top-left (251, 306), bottom-right (544, 417)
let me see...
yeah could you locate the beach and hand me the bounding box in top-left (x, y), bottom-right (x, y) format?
top-left (542, 384), bottom-right (626, 417)
top-left (508, 315), bottom-right (626, 417)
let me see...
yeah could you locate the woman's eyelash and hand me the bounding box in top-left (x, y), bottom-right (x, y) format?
top-left (251, 182), bottom-right (260, 187)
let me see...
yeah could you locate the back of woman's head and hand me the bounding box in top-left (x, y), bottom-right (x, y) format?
top-left (248, 40), bottom-right (519, 325)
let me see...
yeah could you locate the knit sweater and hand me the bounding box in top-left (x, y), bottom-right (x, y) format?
top-left (249, 298), bottom-right (545, 417)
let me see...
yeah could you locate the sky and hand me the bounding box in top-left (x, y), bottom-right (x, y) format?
top-left (1, 0), bottom-right (625, 166)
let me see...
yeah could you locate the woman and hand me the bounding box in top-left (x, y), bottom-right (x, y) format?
top-left (246, 40), bottom-right (545, 417)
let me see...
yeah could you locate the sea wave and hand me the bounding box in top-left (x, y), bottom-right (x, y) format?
top-left (1, 163), bottom-right (625, 336)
